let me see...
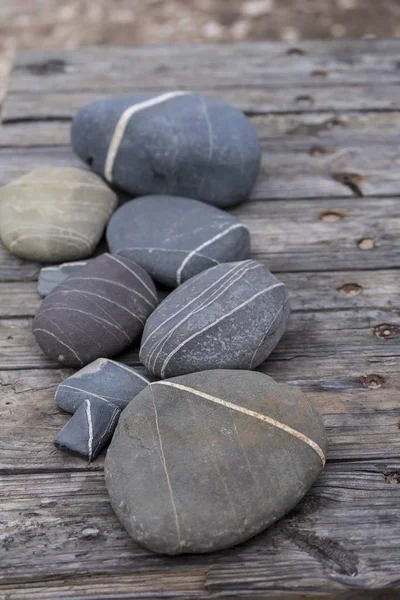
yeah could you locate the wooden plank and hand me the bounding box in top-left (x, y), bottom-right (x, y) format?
top-left (4, 111), bottom-right (400, 198)
top-left (0, 195), bottom-right (397, 274)
top-left (1, 268), bottom-right (398, 319)
top-left (1, 461), bottom-right (400, 595)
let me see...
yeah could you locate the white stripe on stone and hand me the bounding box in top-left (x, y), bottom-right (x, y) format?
top-left (104, 91), bottom-right (192, 182)
top-left (108, 254), bottom-right (157, 302)
top-left (85, 399), bottom-right (94, 461)
top-left (175, 223), bottom-right (248, 285)
top-left (151, 381), bottom-right (325, 466)
top-left (159, 282), bottom-right (284, 378)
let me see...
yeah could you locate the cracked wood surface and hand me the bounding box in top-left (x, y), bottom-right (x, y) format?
top-left (0, 41), bottom-right (400, 598)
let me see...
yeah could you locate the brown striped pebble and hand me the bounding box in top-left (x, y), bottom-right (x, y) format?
top-left (139, 259), bottom-right (290, 378)
top-left (105, 369), bottom-right (327, 555)
top-left (0, 167), bottom-right (117, 262)
top-left (33, 253), bottom-right (158, 367)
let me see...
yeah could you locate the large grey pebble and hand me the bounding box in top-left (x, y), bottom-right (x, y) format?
top-left (0, 168), bottom-right (117, 262)
top-left (105, 369), bottom-right (327, 555)
top-left (106, 195), bottom-right (250, 287)
top-left (38, 261), bottom-right (87, 297)
top-left (56, 358), bottom-right (152, 413)
top-left (33, 253), bottom-right (157, 367)
top-left (54, 397), bottom-right (121, 462)
top-left (71, 93), bottom-right (261, 208)
top-left (139, 260), bottom-right (290, 378)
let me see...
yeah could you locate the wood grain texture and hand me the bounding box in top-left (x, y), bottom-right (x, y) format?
top-left (1, 461), bottom-right (400, 596)
top-left (1, 41), bottom-right (400, 598)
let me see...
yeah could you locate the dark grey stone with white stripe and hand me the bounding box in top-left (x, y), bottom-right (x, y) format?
top-left (37, 260), bottom-right (87, 297)
top-left (71, 93), bottom-right (261, 209)
top-left (105, 369), bottom-right (327, 554)
top-left (33, 253), bottom-right (158, 367)
top-left (106, 195), bottom-right (251, 288)
top-left (139, 260), bottom-right (290, 379)
top-left (54, 397), bottom-right (121, 462)
top-left (56, 358), bottom-right (152, 414)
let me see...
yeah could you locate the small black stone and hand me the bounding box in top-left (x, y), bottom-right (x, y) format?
top-left (56, 358), bottom-right (153, 413)
top-left (71, 93), bottom-right (261, 208)
top-left (33, 253), bottom-right (158, 367)
top-left (106, 195), bottom-right (251, 287)
top-left (139, 259), bottom-right (290, 378)
top-left (54, 397), bottom-right (121, 462)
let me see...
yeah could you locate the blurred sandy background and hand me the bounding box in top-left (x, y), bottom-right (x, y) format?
top-left (1, 0), bottom-right (400, 51)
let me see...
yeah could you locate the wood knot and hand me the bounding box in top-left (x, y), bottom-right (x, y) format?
top-left (81, 527), bottom-right (100, 539)
top-left (338, 283), bottom-right (363, 296)
top-left (384, 471), bottom-right (400, 484)
top-left (309, 145), bottom-right (331, 157)
top-left (358, 238), bottom-right (375, 250)
top-left (373, 323), bottom-right (400, 339)
top-left (295, 95), bottom-right (314, 106)
top-left (332, 172), bottom-right (363, 197)
top-left (286, 47), bottom-right (306, 56)
top-left (361, 374), bottom-right (385, 389)
top-left (311, 69), bottom-right (328, 77)
top-left (319, 210), bottom-right (345, 222)
top-left (22, 58), bottom-right (66, 75)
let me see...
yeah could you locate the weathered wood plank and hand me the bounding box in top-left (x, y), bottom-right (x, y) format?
top-left (1, 268), bottom-right (398, 319)
top-left (0, 195), bottom-right (397, 274)
top-left (4, 111), bottom-right (400, 199)
top-left (1, 461), bottom-right (399, 595)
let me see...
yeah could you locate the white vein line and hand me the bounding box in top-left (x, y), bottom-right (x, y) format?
top-left (148, 262), bottom-right (260, 371)
top-left (197, 97), bottom-right (214, 198)
top-left (176, 223), bottom-right (248, 285)
top-left (85, 399), bottom-right (94, 461)
top-left (149, 262), bottom-right (262, 371)
top-left (249, 296), bottom-right (290, 370)
top-left (160, 282), bottom-right (284, 378)
top-left (152, 382), bottom-right (326, 466)
top-left (52, 287), bottom-right (152, 314)
top-left (94, 406), bottom-right (120, 456)
top-left (151, 385), bottom-right (182, 549)
top-left (108, 254), bottom-right (157, 302)
top-left (33, 327), bottom-right (83, 365)
top-left (116, 246), bottom-right (219, 264)
top-left (104, 91), bottom-right (192, 182)
top-left (141, 261), bottom-right (252, 353)
top-left (63, 276), bottom-right (152, 299)
top-left (107, 359), bottom-right (151, 384)
top-left (38, 306), bottom-right (136, 337)
top-left (57, 384), bottom-right (115, 405)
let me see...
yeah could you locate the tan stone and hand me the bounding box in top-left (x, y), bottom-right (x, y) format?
top-left (0, 167), bottom-right (117, 262)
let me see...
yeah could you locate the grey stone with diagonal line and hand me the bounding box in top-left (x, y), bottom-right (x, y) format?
top-left (33, 253), bottom-right (158, 367)
top-left (56, 358), bottom-right (154, 414)
top-left (104, 369), bottom-right (327, 554)
top-left (139, 260), bottom-right (290, 378)
top-left (71, 93), bottom-right (261, 208)
top-left (106, 195), bottom-right (250, 288)
top-left (54, 396), bottom-right (121, 462)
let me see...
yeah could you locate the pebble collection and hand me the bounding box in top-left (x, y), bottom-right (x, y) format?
top-left (0, 92), bottom-right (327, 555)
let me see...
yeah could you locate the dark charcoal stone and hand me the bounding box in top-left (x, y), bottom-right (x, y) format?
top-left (37, 261), bottom-right (87, 297)
top-left (54, 397), bottom-right (121, 461)
top-left (106, 195), bottom-right (250, 288)
top-left (71, 93), bottom-right (261, 208)
top-left (105, 369), bottom-right (327, 555)
top-left (33, 253), bottom-right (157, 367)
top-left (56, 358), bottom-right (153, 413)
top-left (139, 260), bottom-right (290, 378)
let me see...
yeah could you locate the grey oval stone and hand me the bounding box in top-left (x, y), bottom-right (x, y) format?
top-left (106, 195), bottom-right (251, 287)
top-left (71, 93), bottom-right (261, 208)
top-left (105, 369), bottom-right (327, 555)
top-left (0, 168), bottom-right (117, 262)
top-left (139, 260), bottom-right (290, 378)
top-left (38, 261), bottom-right (87, 297)
top-left (33, 253), bottom-right (157, 367)
top-left (56, 358), bottom-right (153, 413)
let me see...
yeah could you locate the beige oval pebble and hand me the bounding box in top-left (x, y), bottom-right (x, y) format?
top-left (0, 167), bottom-right (117, 262)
